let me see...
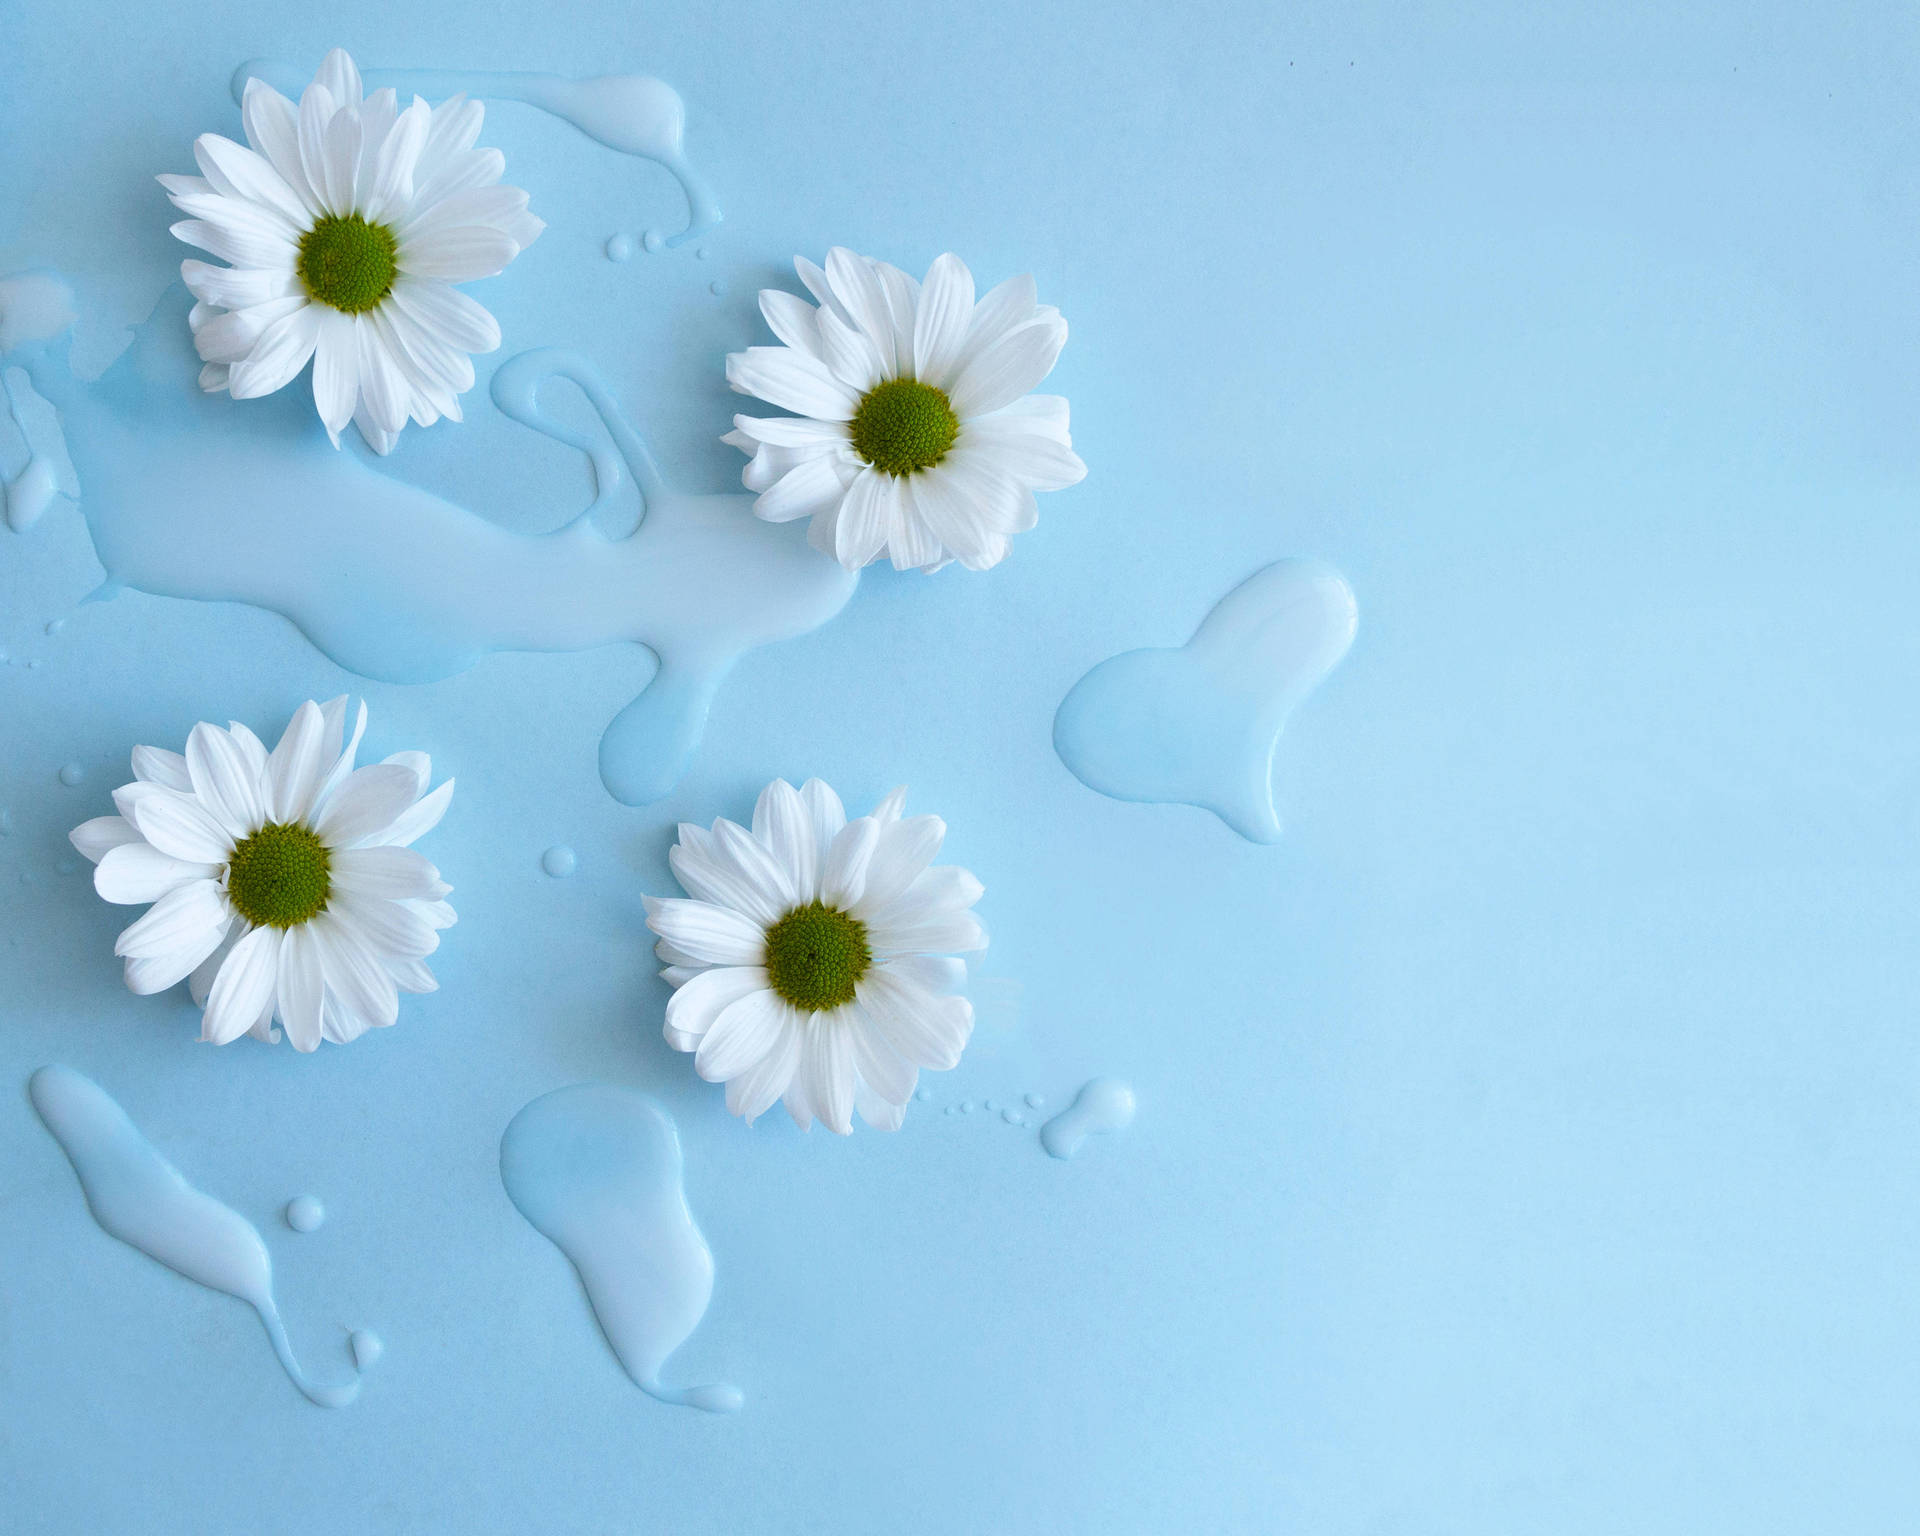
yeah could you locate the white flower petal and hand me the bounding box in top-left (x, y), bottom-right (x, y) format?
top-left (240, 77), bottom-right (319, 215)
top-left (815, 304), bottom-right (883, 393)
top-left (310, 308), bottom-right (361, 442)
top-left (267, 700), bottom-right (331, 822)
top-left (867, 863), bottom-right (985, 932)
top-left (114, 879), bottom-right (228, 963)
top-left (823, 247), bottom-right (897, 376)
top-left (204, 925), bottom-right (282, 1045)
top-left (849, 1015), bottom-right (917, 1107)
top-left (644, 896), bottom-right (767, 966)
top-left (889, 478), bottom-right (948, 570)
top-left (329, 844), bottom-right (442, 901)
top-left (278, 924), bottom-right (325, 1051)
top-left (951, 425), bottom-right (1086, 493)
top-left (128, 790), bottom-right (233, 865)
top-left (70, 815), bottom-right (142, 864)
top-left (752, 454), bottom-right (854, 525)
top-left (189, 919), bottom-right (240, 1006)
top-left (360, 96), bottom-right (432, 224)
top-left (184, 722), bottom-right (266, 838)
top-left (192, 132), bottom-right (310, 232)
top-left (167, 217), bottom-right (297, 273)
top-left (726, 346), bottom-right (859, 421)
top-left (664, 965), bottom-right (769, 1051)
top-left (669, 830), bottom-right (784, 927)
top-left (819, 816), bottom-right (880, 908)
top-left (853, 815), bottom-right (946, 917)
top-left (800, 779), bottom-right (847, 864)
top-left (394, 222), bottom-right (518, 282)
top-left (371, 776), bottom-right (454, 848)
top-left (314, 49), bottom-right (364, 111)
top-left (131, 745), bottom-right (193, 790)
top-left (333, 890), bottom-right (438, 959)
top-left (726, 1012), bottom-right (803, 1125)
top-left (389, 276), bottom-right (500, 354)
top-left (804, 1012), bottom-right (857, 1135)
top-left (311, 912), bottom-right (400, 1031)
top-left (695, 988), bottom-right (788, 1082)
top-left (191, 296), bottom-right (309, 366)
top-left (711, 817), bottom-right (796, 913)
top-left (912, 252), bottom-right (975, 392)
top-left (833, 469), bottom-right (894, 571)
top-left (856, 966), bottom-right (973, 1069)
top-left (868, 905), bottom-right (989, 957)
top-left (95, 843), bottom-right (217, 906)
top-left (226, 303), bottom-right (321, 400)
top-left (949, 316), bottom-right (1068, 420)
top-left (855, 1076), bottom-right (908, 1132)
top-left (752, 779), bottom-right (818, 900)
top-left (312, 763), bottom-right (420, 847)
top-left (757, 287), bottom-right (824, 360)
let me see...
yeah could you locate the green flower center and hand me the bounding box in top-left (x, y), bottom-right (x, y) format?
top-left (296, 214), bottom-right (399, 315)
top-left (848, 378), bottom-right (960, 477)
top-left (226, 822), bottom-right (332, 930)
top-left (763, 901), bottom-right (871, 1012)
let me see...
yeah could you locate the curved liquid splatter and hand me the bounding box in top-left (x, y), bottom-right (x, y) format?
top-left (1053, 559), bottom-right (1358, 843)
top-left (500, 1083), bottom-right (742, 1413)
top-left (28, 1065), bottom-right (369, 1407)
top-left (230, 60), bottom-right (721, 246)
top-left (1039, 1078), bottom-right (1138, 1161)
top-left (0, 278), bottom-right (857, 806)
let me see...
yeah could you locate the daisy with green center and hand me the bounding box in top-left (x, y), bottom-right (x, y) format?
top-left (645, 779), bottom-right (987, 1134)
top-left (160, 48), bottom-right (543, 454)
top-left (722, 248), bottom-right (1086, 573)
top-left (69, 698), bottom-right (456, 1051)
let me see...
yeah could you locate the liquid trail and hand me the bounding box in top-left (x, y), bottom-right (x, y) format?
top-left (501, 1083), bottom-right (742, 1413)
top-left (0, 276), bottom-right (856, 806)
top-left (29, 1065), bottom-right (370, 1407)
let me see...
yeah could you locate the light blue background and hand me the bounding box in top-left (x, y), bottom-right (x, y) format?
top-left (4, 2), bottom-right (1918, 1531)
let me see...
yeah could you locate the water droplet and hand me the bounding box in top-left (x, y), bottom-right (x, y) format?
top-left (694, 247), bottom-right (708, 260)
top-left (44, 618), bottom-right (65, 636)
top-left (1024, 1092), bottom-right (1045, 1110)
top-left (983, 1098), bottom-right (997, 1112)
top-left (57, 763), bottom-right (84, 786)
top-left (605, 233), bottom-right (635, 263)
top-left (0, 650), bottom-right (10, 665)
top-left (642, 229), bottom-right (665, 253)
top-left (914, 1087), bottom-right (931, 1102)
top-left (285, 1195), bottom-right (326, 1233)
top-left (709, 280), bottom-right (727, 297)
top-left (1002, 1108), bottom-right (1026, 1126)
top-left (1040, 1079), bottom-right (1138, 1161)
top-left (1054, 560), bottom-right (1357, 843)
top-left (959, 1100), bottom-right (975, 1114)
top-left (349, 1329), bottom-right (384, 1370)
top-left (28, 658), bottom-right (43, 670)
top-left (944, 1105), bottom-right (957, 1116)
top-left (541, 845), bottom-right (578, 878)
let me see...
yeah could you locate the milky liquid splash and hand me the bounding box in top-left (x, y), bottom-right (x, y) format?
top-left (1, 275), bottom-right (76, 531)
top-left (1053, 559), bottom-right (1358, 842)
top-left (0, 277), bottom-right (856, 806)
top-left (1039, 1078), bottom-right (1138, 1161)
top-left (231, 60), bottom-right (721, 246)
top-left (500, 1083), bottom-right (742, 1413)
top-left (28, 1065), bottom-right (370, 1407)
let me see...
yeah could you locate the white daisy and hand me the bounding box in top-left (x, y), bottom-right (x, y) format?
top-left (723, 248), bottom-right (1086, 574)
top-left (69, 697), bottom-right (456, 1052)
top-left (161, 48), bottom-right (544, 454)
top-left (645, 779), bottom-right (986, 1134)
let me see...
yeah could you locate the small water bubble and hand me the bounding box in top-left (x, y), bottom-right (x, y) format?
top-left (709, 280), bottom-right (728, 297)
top-left (541, 845), bottom-right (578, 878)
top-left (28, 658), bottom-right (43, 670)
top-left (959, 1100), bottom-right (975, 1114)
top-left (983, 1098), bottom-right (997, 1112)
top-left (349, 1329), bottom-right (384, 1369)
top-left (57, 763), bottom-right (85, 786)
top-left (605, 233), bottom-right (635, 263)
top-left (45, 618), bottom-right (65, 636)
top-left (1024, 1092), bottom-right (1045, 1110)
top-left (285, 1195), bottom-right (326, 1233)
top-left (1002, 1108), bottom-right (1026, 1126)
top-left (944, 1105), bottom-right (957, 1116)
top-left (642, 230), bottom-right (665, 253)
top-left (914, 1087), bottom-right (931, 1102)
top-left (694, 246), bottom-right (708, 260)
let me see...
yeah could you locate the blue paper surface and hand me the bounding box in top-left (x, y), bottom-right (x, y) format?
top-left (3, 2), bottom-right (1917, 1530)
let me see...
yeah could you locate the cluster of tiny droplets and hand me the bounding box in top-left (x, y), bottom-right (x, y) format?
top-left (225, 823), bottom-right (332, 929)
top-left (763, 901), bottom-right (873, 1012)
top-left (848, 378), bottom-right (961, 477)
top-left (296, 214), bottom-right (400, 314)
